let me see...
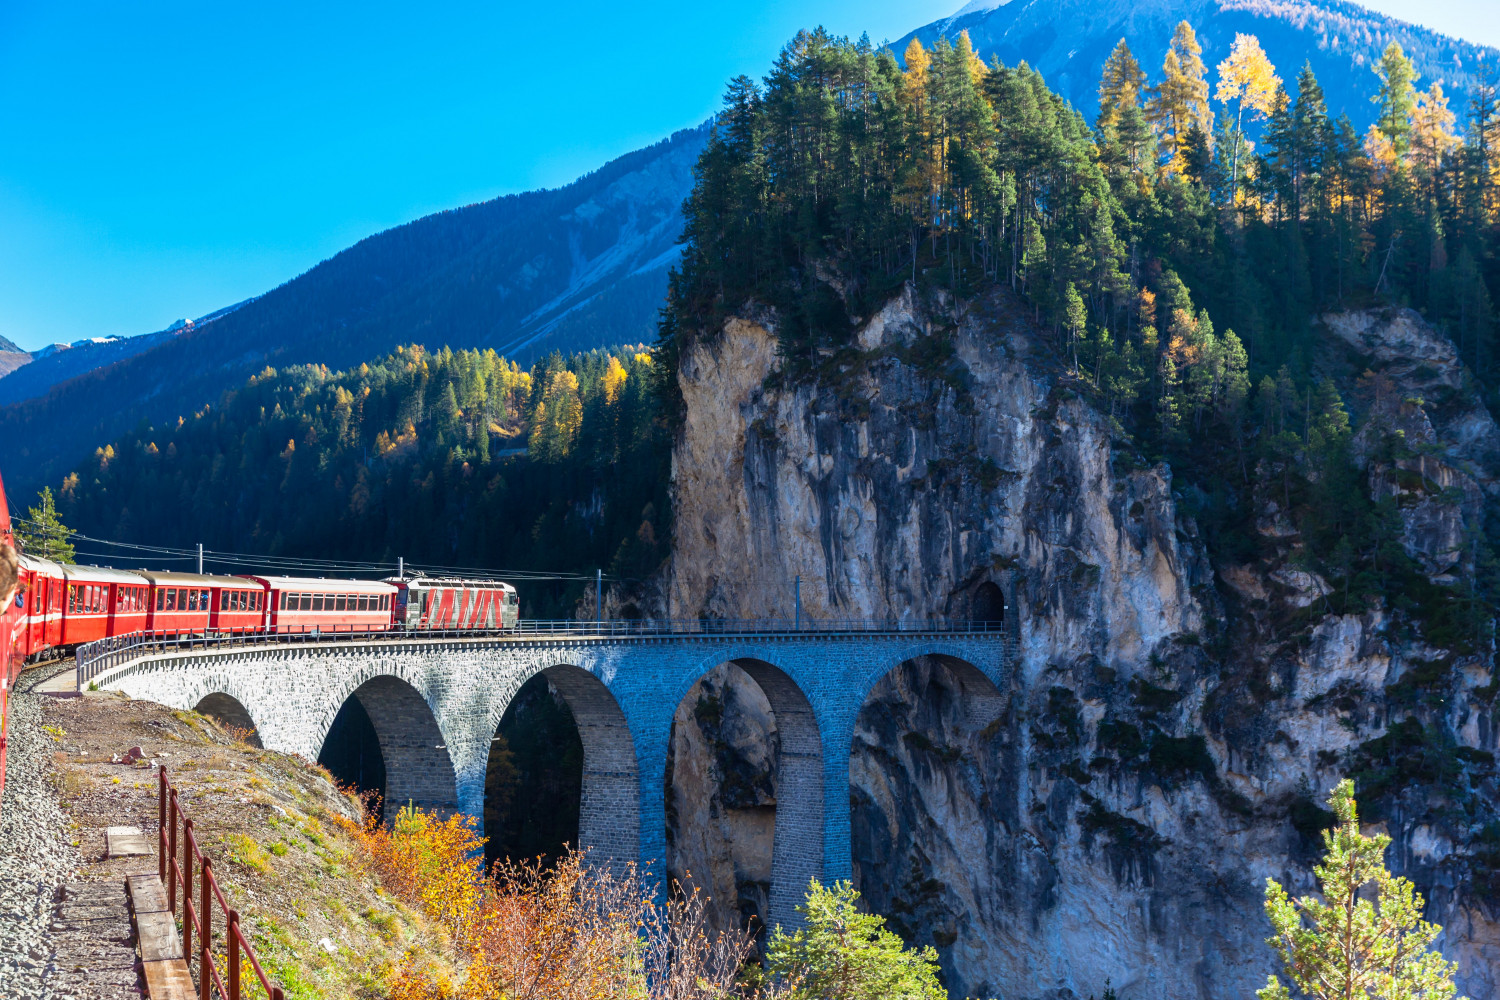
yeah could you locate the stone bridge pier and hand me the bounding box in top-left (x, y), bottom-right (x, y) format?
top-left (98, 631), bottom-right (1008, 933)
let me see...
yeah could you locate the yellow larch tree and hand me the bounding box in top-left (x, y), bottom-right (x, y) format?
top-left (958, 29), bottom-right (987, 86)
top-left (1411, 82), bottom-right (1461, 193)
top-left (1215, 33), bottom-right (1281, 199)
top-left (601, 355), bottom-right (628, 405)
top-left (1147, 21), bottom-right (1215, 176)
top-left (903, 38), bottom-right (930, 115)
top-left (1098, 38), bottom-right (1147, 134)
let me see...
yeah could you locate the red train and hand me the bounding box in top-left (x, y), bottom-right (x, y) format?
top-left (9, 560), bottom-right (520, 663)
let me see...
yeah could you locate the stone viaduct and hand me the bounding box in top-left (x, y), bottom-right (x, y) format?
top-left (90, 629), bottom-right (1008, 932)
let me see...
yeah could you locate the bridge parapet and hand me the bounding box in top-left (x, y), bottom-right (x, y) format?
top-left (91, 624), bottom-right (1013, 933)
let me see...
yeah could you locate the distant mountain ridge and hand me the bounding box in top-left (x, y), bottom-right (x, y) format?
top-left (0, 300), bottom-right (256, 409)
top-left (0, 125), bottom-right (706, 495)
top-left (898, 0), bottom-right (1499, 130)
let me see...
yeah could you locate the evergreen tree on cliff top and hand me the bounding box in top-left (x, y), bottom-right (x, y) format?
top-left (1259, 780), bottom-right (1465, 1000)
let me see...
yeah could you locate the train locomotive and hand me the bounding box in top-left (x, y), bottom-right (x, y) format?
top-left (9, 561), bottom-right (520, 663)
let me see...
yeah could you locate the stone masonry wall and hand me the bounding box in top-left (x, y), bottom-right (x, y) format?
top-left (100, 633), bottom-right (1007, 906)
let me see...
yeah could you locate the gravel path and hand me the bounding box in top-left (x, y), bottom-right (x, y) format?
top-left (0, 664), bottom-right (109, 999)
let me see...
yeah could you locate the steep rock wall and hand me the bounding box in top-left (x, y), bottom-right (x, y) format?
top-left (658, 289), bottom-right (1499, 1000)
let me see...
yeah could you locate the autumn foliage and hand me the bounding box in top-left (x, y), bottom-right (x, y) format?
top-left (343, 805), bottom-right (774, 1000)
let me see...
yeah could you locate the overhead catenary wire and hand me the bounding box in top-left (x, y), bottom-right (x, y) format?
top-left (12, 516), bottom-right (608, 582)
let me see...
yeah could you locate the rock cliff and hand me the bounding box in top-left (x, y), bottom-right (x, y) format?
top-left (655, 287), bottom-right (1499, 1000)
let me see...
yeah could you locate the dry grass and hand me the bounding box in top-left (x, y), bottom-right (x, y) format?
top-left (42, 692), bottom-right (460, 998)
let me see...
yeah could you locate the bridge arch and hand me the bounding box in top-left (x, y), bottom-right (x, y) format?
top-left (483, 662), bottom-right (639, 875)
top-left (193, 692), bottom-right (264, 748)
top-left (847, 650), bottom-right (1007, 985)
top-left (318, 674), bottom-right (459, 822)
top-left (665, 656), bottom-right (824, 938)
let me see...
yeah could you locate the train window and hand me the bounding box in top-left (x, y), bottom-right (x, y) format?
top-left (278, 592), bottom-right (288, 611)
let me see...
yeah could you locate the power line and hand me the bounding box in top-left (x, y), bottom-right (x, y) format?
top-left (12, 516), bottom-right (609, 582)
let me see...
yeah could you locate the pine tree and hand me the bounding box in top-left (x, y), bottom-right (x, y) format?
top-left (1259, 780), bottom-right (1465, 1000)
top-left (15, 487), bottom-right (75, 564)
top-left (768, 880), bottom-right (946, 1000)
top-left (1467, 61), bottom-right (1500, 217)
top-left (1373, 41), bottom-right (1418, 159)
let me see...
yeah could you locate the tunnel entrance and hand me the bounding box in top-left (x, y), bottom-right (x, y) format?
top-left (194, 693), bottom-right (263, 748)
top-left (484, 673), bottom-right (584, 871)
top-left (973, 581), bottom-right (1005, 628)
top-left (318, 696), bottom-right (386, 810)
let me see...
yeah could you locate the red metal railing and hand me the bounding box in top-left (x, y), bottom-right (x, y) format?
top-left (159, 766), bottom-right (285, 1000)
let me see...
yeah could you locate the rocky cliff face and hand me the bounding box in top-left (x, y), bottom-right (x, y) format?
top-left (655, 288), bottom-right (1500, 1000)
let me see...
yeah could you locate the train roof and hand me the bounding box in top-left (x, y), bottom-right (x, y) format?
top-left (61, 564), bottom-right (150, 585)
top-left (138, 571), bottom-right (253, 588)
top-left (19, 554), bottom-right (66, 575)
top-left (249, 576), bottom-right (397, 593)
top-left (388, 577), bottom-right (516, 590)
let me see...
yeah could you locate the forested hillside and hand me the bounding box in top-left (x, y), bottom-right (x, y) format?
top-left (0, 125), bottom-right (705, 497)
top-left (902, 0), bottom-right (1499, 132)
top-left (57, 345), bottom-right (669, 616)
top-left (661, 25), bottom-right (1499, 642)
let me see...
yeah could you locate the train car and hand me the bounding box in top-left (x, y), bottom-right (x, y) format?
top-left (390, 577), bottom-right (519, 631)
top-left (15, 556), bottom-right (65, 661)
top-left (251, 577), bottom-right (397, 635)
top-left (107, 572), bottom-right (151, 638)
top-left (141, 571), bottom-right (222, 634)
top-left (60, 565), bottom-right (150, 647)
top-left (211, 577), bottom-right (270, 634)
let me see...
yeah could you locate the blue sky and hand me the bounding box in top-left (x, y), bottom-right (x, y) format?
top-left (0, 0), bottom-right (1494, 352)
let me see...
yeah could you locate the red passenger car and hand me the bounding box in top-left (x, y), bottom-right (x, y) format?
top-left (15, 556), bottom-right (65, 660)
top-left (211, 578), bottom-right (269, 634)
top-left (141, 572), bottom-right (220, 634)
top-left (61, 566), bottom-right (149, 646)
top-left (252, 577), bottom-right (397, 634)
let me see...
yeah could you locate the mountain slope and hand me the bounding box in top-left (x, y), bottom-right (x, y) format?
top-left (899, 0), bottom-right (1498, 130)
top-left (0, 125), bottom-right (705, 495)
